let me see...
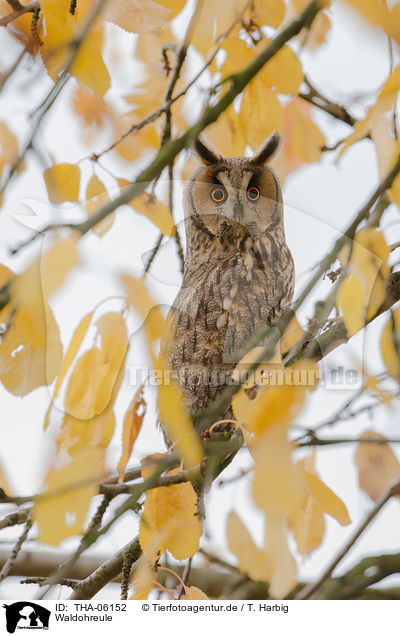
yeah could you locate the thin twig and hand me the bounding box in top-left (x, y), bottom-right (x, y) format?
top-left (21, 576), bottom-right (78, 588)
top-left (0, 508), bottom-right (30, 530)
top-left (295, 435), bottom-right (400, 448)
top-left (198, 548), bottom-right (240, 573)
top-left (0, 49), bottom-right (26, 92)
top-left (176, 560), bottom-right (191, 599)
top-left (0, 518), bottom-right (32, 582)
top-left (85, 494), bottom-right (113, 533)
top-left (0, 0), bottom-right (38, 27)
top-left (297, 478), bottom-right (400, 599)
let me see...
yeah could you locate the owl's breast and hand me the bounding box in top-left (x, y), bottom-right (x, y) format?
top-left (164, 237), bottom-right (294, 413)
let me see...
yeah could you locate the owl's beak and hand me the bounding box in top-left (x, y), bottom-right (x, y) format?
top-left (232, 202), bottom-right (243, 222)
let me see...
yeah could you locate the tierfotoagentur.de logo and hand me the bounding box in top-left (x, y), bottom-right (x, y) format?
top-left (3, 603), bottom-right (50, 633)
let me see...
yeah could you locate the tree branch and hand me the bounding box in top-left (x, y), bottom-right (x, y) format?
top-left (294, 270), bottom-right (400, 363)
top-left (68, 537), bottom-right (141, 600)
top-left (317, 553), bottom-right (400, 599)
top-left (0, 0), bottom-right (38, 27)
top-left (297, 478), bottom-right (400, 599)
top-left (296, 434), bottom-right (400, 448)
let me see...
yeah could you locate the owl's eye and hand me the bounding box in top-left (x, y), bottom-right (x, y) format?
top-left (210, 187), bottom-right (226, 203)
top-left (247, 186), bottom-right (260, 201)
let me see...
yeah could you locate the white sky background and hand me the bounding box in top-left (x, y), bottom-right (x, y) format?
top-left (0, 0), bottom-right (399, 599)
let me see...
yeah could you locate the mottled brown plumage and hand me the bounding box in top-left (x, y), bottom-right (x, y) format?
top-left (165, 132), bottom-right (294, 422)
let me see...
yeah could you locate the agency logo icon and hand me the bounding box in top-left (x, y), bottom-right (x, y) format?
top-left (3, 602), bottom-right (50, 633)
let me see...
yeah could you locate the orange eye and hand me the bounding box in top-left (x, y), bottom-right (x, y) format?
top-left (210, 187), bottom-right (226, 203)
top-left (247, 186), bottom-right (260, 201)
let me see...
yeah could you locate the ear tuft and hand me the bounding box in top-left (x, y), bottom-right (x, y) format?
top-left (194, 137), bottom-right (220, 165)
top-left (250, 132), bottom-right (282, 165)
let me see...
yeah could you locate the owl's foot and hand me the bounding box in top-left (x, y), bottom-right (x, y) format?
top-left (202, 418), bottom-right (238, 438)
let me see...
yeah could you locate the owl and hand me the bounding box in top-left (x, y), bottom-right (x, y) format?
top-left (164, 131), bottom-right (294, 426)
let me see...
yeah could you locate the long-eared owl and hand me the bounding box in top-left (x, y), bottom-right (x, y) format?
top-left (165, 132), bottom-right (295, 422)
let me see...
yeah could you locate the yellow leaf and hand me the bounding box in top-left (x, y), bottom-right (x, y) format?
top-left (219, 39), bottom-right (255, 76)
top-left (72, 23), bottom-right (110, 97)
top-left (235, 381), bottom-right (307, 437)
top-left (117, 384), bottom-right (146, 481)
top-left (372, 117), bottom-right (400, 207)
top-left (284, 99), bottom-right (326, 162)
top-left (130, 555), bottom-right (155, 599)
top-left (289, 450), bottom-right (347, 555)
top-left (12, 234), bottom-right (79, 309)
top-left (344, 0), bottom-right (400, 47)
top-left (207, 106), bottom-right (247, 157)
top-left (72, 86), bottom-right (111, 128)
top-left (85, 175), bottom-right (114, 237)
top-left (44, 310), bottom-right (94, 429)
top-left (250, 0), bottom-right (285, 28)
top-left (355, 431), bottom-right (400, 501)
top-left (339, 67), bottom-right (400, 156)
top-left (252, 424), bottom-right (307, 516)
top-left (40, 0), bottom-right (110, 96)
top-left (103, 0), bottom-right (171, 33)
top-left (185, 585), bottom-right (209, 600)
top-left (0, 301), bottom-right (62, 396)
top-left (279, 313), bottom-right (307, 355)
top-left (65, 312), bottom-right (128, 419)
top-left (58, 407), bottom-right (115, 456)
top-left (226, 511), bottom-right (270, 581)
top-left (336, 275), bottom-right (365, 337)
top-left (288, 493), bottom-right (325, 556)
top-left (156, 0), bottom-right (186, 19)
top-left (96, 312), bottom-right (128, 408)
top-left (306, 11), bottom-right (331, 50)
top-left (44, 163), bottom-right (81, 204)
top-left (121, 273), bottom-right (166, 347)
top-left (337, 228), bottom-right (390, 333)
top-left (135, 23), bottom-right (176, 69)
top-left (113, 121), bottom-right (159, 161)
top-left (232, 344), bottom-right (282, 389)
top-left (140, 468), bottom-right (203, 560)
top-left (181, 155), bottom-right (198, 182)
top-left (64, 347), bottom-right (103, 419)
top-left (191, 0), bottom-right (242, 58)
top-left (381, 308), bottom-right (400, 382)
top-left (257, 41), bottom-right (303, 95)
top-left (239, 83), bottom-right (283, 150)
top-left (157, 381), bottom-right (203, 469)
top-left (33, 447), bottom-right (104, 545)
top-left (264, 515), bottom-right (297, 599)
top-left (125, 190), bottom-right (176, 237)
top-left (303, 470), bottom-right (350, 526)
top-left (0, 264), bottom-right (13, 287)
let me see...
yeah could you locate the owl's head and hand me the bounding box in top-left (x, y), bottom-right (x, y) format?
top-left (183, 132), bottom-right (283, 245)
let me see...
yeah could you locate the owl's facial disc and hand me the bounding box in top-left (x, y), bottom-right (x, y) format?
top-left (184, 160), bottom-right (283, 241)
top-left (209, 169), bottom-right (282, 238)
